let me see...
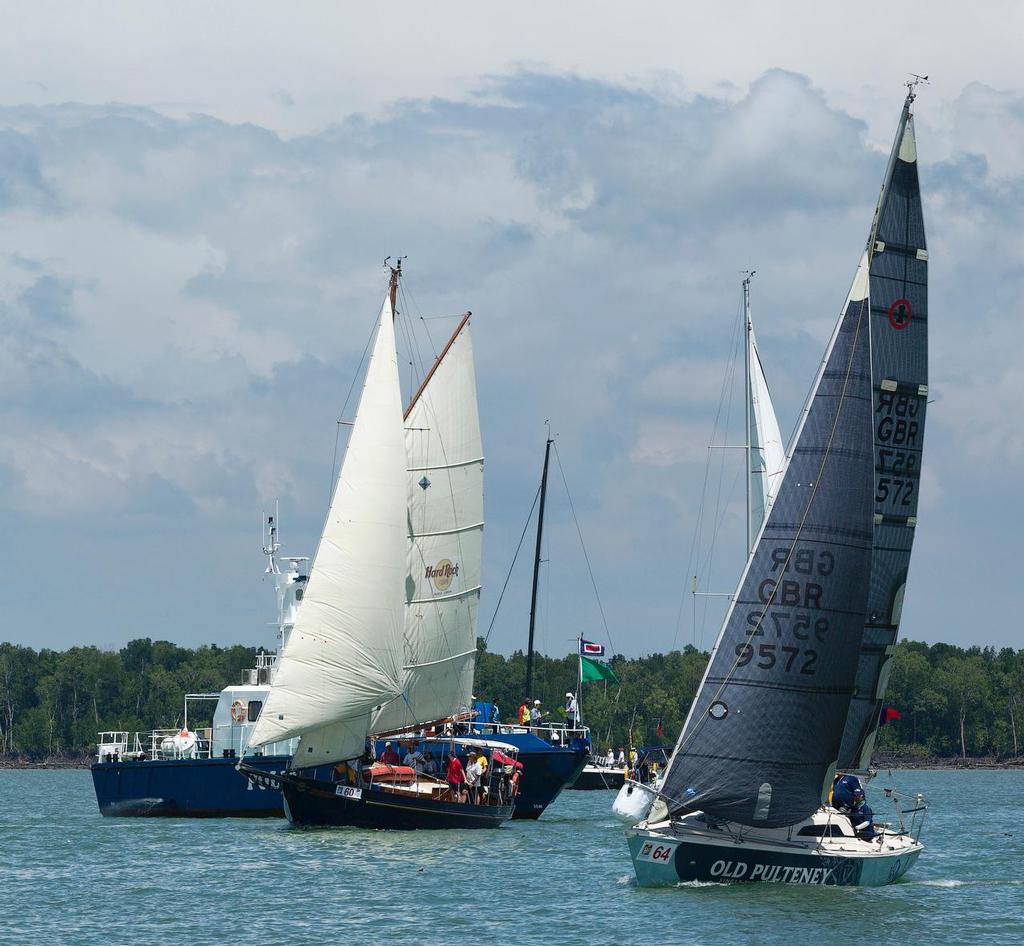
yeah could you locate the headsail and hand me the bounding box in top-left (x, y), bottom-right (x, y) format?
top-left (838, 94), bottom-right (928, 771)
top-left (370, 314), bottom-right (484, 734)
top-left (748, 321), bottom-right (786, 539)
top-left (660, 257), bottom-right (875, 828)
top-left (249, 292), bottom-right (408, 766)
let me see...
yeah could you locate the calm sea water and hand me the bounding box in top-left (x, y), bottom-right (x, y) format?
top-left (1, 768), bottom-right (1021, 945)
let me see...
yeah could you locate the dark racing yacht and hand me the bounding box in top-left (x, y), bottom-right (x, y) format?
top-left (626, 85), bottom-right (931, 886)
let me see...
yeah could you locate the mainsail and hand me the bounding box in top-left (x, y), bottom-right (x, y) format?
top-left (249, 292), bottom-right (408, 767)
top-left (370, 314), bottom-right (483, 733)
top-left (838, 100), bottom-right (928, 771)
top-left (748, 320), bottom-right (786, 539)
top-left (660, 256), bottom-right (876, 828)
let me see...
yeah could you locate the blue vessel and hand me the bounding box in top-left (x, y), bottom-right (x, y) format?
top-left (91, 515), bottom-right (304, 819)
top-left (92, 753), bottom-right (290, 817)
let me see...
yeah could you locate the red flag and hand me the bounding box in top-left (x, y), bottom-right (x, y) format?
top-left (879, 707), bottom-right (902, 726)
top-left (655, 717), bottom-right (663, 738)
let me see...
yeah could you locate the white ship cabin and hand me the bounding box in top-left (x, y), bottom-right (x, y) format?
top-left (96, 529), bottom-right (306, 764)
top-left (96, 652), bottom-right (298, 762)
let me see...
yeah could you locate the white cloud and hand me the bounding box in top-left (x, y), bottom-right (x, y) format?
top-left (1, 66), bottom-right (1022, 653)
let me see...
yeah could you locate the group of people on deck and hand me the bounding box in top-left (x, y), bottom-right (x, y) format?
top-left (513, 691), bottom-right (581, 733)
top-left (370, 739), bottom-right (518, 805)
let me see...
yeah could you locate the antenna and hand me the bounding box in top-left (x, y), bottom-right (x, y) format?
top-left (905, 74), bottom-right (929, 105)
top-left (262, 500), bottom-right (281, 576)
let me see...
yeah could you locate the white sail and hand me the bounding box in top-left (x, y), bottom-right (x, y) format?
top-left (748, 322), bottom-right (786, 536)
top-left (250, 292), bottom-right (408, 765)
top-left (371, 317), bottom-right (483, 734)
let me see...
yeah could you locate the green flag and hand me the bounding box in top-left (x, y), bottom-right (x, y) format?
top-left (581, 655), bottom-right (619, 684)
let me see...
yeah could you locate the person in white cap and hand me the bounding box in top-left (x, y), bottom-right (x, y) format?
top-left (565, 691), bottom-right (579, 728)
top-left (530, 699), bottom-right (542, 731)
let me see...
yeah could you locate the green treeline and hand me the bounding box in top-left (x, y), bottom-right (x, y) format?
top-left (1, 637), bottom-right (1022, 760)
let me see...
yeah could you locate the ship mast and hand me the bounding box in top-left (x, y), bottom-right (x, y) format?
top-left (525, 433), bottom-right (553, 700)
top-left (743, 270), bottom-right (755, 553)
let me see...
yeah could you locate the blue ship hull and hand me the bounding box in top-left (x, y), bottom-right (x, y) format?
top-left (91, 755), bottom-right (291, 817)
top-left (92, 735), bottom-right (585, 820)
top-left (483, 734), bottom-right (587, 819)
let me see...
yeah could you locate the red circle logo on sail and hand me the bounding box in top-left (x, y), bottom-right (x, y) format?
top-left (888, 298), bottom-right (912, 330)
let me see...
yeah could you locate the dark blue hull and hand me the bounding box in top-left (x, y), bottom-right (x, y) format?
top-left (276, 770), bottom-right (513, 829)
top-left (495, 735), bottom-right (588, 819)
top-left (91, 755), bottom-right (290, 817)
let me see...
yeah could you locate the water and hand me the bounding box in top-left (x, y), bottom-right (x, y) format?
top-left (1, 769), bottom-right (1021, 946)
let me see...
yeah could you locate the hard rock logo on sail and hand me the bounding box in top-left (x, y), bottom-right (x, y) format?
top-left (425, 560), bottom-right (459, 592)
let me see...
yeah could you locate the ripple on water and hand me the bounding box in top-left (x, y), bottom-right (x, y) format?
top-left (1, 769), bottom-right (1023, 946)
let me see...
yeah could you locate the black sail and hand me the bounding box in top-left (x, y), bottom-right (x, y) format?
top-left (838, 102), bottom-right (928, 771)
top-left (661, 267), bottom-right (875, 828)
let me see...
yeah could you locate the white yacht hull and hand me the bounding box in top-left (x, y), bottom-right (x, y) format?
top-left (627, 810), bottom-right (923, 887)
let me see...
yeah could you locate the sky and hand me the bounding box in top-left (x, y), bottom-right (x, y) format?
top-left (2, 1), bottom-right (1023, 657)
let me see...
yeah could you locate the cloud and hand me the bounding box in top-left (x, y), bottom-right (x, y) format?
top-left (1, 70), bottom-right (1022, 653)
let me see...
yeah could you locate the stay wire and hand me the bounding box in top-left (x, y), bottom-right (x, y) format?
top-left (482, 482), bottom-right (542, 645)
top-left (668, 296), bottom-right (869, 777)
top-left (552, 442), bottom-right (616, 657)
top-left (327, 307), bottom-right (382, 508)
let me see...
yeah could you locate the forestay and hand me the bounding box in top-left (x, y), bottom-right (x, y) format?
top-left (839, 104), bottom-right (928, 771)
top-left (371, 317), bottom-right (483, 734)
top-left (660, 258), bottom-right (875, 828)
top-left (249, 293), bottom-right (408, 766)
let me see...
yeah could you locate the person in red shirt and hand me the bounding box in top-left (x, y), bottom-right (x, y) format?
top-left (379, 741), bottom-right (401, 766)
top-left (446, 752), bottom-right (466, 803)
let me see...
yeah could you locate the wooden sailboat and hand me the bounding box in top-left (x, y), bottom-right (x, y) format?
top-left (241, 264), bottom-right (515, 829)
top-left (627, 85), bottom-right (930, 886)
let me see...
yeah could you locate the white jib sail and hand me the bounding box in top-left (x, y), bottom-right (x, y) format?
top-left (371, 318), bottom-right (483, 734)
top-left (250, 292), bottom-right (408, 766)
top-left (748, 323), bottom-right (786, 534)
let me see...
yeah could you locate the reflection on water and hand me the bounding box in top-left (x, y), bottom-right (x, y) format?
top-left (1, 769), bottom-right (1022, 946)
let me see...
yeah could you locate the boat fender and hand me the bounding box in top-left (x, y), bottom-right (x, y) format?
top-left (230, 699), bottom-right (247, 722)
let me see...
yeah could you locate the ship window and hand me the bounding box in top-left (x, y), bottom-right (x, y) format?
top-left (248, 700), bottom-right (263, 722)
top-left (295, 588), bottom-right (304, 601)
top-left (797, 824), bottom-right (847, 838)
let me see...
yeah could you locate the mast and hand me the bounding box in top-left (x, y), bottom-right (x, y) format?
top-left (388, 257), bottom-right (401, 317)
top-left (525, 434), bottom-right (553, 699)
top-left (742, 271), bottom-right (755, 553)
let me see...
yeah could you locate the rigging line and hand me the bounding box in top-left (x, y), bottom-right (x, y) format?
top-left (399, 280), bottom-right (441, 367)
top-left (552, 442), bottom-right (616, 656)
top-left (669, 295), bottom-right (870, 775)
top-left (397, 281), bottom-right (432, 384)
top-left (698, 300), bottom-right (745, 639)
top-left (482, 482), bottom-right (542, 645)
top-left (671, 298), bottom-right (744, 650)
top-left (327, 306), bottom-right (382, 509)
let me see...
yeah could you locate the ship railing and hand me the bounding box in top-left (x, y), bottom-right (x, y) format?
top-left (465, 720), bottom-right (591, 744)
top-left (145, 728), bottom-right (213, 761)
top-left (96, 731), bottom-right (129, 762)
top-left (881, 787), bottom-right (927, 842)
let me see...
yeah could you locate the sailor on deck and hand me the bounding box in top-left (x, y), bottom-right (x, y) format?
top-left (565, 692), bottom-right (578, 727)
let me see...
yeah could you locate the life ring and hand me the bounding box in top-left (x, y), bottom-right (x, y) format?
top-left (230, 699), bottom-right (247, 722)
